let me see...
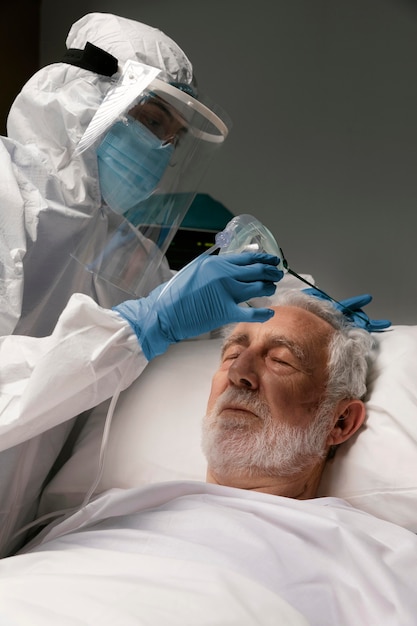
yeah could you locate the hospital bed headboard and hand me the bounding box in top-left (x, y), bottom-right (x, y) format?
top-left (40, 275), bottom-right (417, 533)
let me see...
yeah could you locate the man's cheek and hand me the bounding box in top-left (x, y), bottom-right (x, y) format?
top-left (205, 373), bottom-right (226, 414)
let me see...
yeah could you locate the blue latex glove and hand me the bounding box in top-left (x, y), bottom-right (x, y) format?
top-left (114, 252), bottom-right (283, 360)
top-left (303, 288), bottom-right (391, 332)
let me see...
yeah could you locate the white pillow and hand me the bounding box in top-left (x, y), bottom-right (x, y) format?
top-left (318, 324), bottom-right (417, 530)
top-left (40, 302), bottom-right (417, 532)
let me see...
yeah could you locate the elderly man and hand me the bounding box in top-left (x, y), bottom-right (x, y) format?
top-left (1, 287), bottom-right (416, 626)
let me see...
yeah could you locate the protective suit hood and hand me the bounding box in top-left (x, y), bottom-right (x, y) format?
top-left (66, 12), bottom-right (193, 84)
top-left (6, 12), bottom-right (194, 212)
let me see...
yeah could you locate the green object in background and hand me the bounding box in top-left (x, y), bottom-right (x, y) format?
top-left (167, 194), bottom-right (234, 270)
top-left (179, 193), bottom-right (234, 231)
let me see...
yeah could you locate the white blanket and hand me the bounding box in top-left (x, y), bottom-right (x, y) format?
top-left (1, 481), bottom-right (416, 626)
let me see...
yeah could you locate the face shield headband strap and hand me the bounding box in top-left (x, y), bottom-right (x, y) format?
top-left (62, 43), bottom-right (197, 99)
top-left (62, 42), bottom-right (118, 77)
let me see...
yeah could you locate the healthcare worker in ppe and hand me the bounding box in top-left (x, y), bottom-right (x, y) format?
top-left (0, 12), bottom-right (229, 557)
top-left (1, 12), bottom-right (229, 339)
top-left (0, 251), bottom-right (284, 557)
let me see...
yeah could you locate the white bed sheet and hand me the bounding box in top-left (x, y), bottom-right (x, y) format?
top-left (0, 554), bottom-right (306, 626)
top-left (3, 481), bottom-right (417, 626)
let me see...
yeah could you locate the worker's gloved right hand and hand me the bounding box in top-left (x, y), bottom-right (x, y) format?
top-left (114, 252), bottom-right (283, 360)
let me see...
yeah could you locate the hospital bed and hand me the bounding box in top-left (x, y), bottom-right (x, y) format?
top-left (1, 273), bottom-right (417, 625)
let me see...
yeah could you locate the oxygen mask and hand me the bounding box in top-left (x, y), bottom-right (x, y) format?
top-left (213, 214), bottom-right (371, 326)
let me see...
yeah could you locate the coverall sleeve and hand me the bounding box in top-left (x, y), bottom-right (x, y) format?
top-left (0, 294), bottom-right (147, 452)
top-left (0, 141), bottom-right (27, 336)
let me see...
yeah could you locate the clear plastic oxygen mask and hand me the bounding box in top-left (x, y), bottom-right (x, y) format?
top-left (212, 214), bottom-right (369, 324)
top-left (214, 214), bottom-right (284, 269)
top-left (213, 213), bottom-right (313, 297)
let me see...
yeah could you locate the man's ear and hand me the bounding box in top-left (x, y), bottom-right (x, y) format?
top-left (326, 399), bottom-right (366, 446)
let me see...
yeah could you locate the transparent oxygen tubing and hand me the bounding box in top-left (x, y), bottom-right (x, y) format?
top-left (9, 350), bottom-right (139, 548)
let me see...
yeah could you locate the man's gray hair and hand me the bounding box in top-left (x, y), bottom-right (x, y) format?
top-left (268, 289), bottom-right (376, 402)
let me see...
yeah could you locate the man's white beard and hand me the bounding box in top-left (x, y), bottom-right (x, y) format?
top-left (201, 387), bottom-right (335, 478)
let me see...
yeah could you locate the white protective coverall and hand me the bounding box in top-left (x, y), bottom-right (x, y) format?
top-left (1, 12), bottom-right (195, 339)
top-left (0, 13), bottom-right (197, 557)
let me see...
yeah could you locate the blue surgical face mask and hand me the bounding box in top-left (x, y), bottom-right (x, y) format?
top-left (96, 117), bottom-right (174, 215)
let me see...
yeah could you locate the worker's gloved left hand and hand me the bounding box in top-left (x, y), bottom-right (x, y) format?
top-left (114, 252), bottom-right (283, 360)
top-left (303, 288), bottom-right (391, 332)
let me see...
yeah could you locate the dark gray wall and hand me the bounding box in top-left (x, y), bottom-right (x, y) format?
top-left (1, 1), bottom-right (41, 134)
top-left (40, 0), bottom-right (417, 324)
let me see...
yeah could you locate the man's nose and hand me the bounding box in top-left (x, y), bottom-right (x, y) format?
top-left (228, 352), bottom-right (259, 390)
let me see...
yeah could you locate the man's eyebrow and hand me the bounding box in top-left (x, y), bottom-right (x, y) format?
top-left (221, 333), bottom-right (249, 357)
top-left (268, 335), bottom-right (306, 363)
top-left (221, 333), bottom-right (306, 362)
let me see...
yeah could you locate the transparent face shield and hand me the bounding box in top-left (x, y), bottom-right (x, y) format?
top-left (72, 60), bottom-right (230, 301)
